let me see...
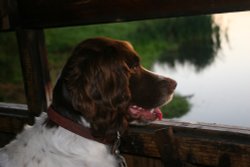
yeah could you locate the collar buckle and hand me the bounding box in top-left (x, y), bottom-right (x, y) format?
top-left (111, 131), bottom-right (127, 167)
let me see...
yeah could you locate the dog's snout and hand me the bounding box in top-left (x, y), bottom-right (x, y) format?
top-left (158, 77), bottom-right (177, 94)
top-left (168, 78), bottom-right (177, 92)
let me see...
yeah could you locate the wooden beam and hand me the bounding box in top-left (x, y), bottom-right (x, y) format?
top-left (1, 0), bottom-right (250, 30)
top-left (155, 127), bottom-right (182, 167)
top-left (0, 0), bottom-right (19, 30)
top-left (0, 0), bottom-right (9, 29)
top-left (16, 29), bottom-right (52, 116)
top-left (0, 132), bottom-right (16, 147)
top-left (0, 102), bottom-right (29, 119)
top-left (0, 103), bottom-right (30, 133)
top-left (1, 103), bottom-right (250, 167)
top-left (121, 120), bottom-right (250, 167)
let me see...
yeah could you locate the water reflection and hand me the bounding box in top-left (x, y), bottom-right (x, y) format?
top-left (154, 12), bottom-right (250, 127)
top-left (158, 15), bottom-right (221, 72)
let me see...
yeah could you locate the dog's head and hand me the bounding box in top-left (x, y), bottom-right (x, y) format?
top-left (52, 37), bottom-right (176, 142)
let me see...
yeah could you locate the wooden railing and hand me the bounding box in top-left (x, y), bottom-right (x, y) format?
top-left (1, 0), bottom-right (250, 30)
top-left (1, 0), bottom-right (250, 166)
top-left (121, 120), bottom-right (250, 167)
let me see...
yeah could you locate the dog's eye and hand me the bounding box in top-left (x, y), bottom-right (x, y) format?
top-left (127, 57), bottom-right (140, 71)
top-left (131, 66), bottom-right (139, 70)
top-left (130, 63), bottom-right (140, 71)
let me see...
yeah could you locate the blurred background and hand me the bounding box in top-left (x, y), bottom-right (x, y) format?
top-left (0, 11), bottom-right (250, 127)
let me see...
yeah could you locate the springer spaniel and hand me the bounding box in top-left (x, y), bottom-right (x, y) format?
top-left (0, 37), bottom-right (177, 167)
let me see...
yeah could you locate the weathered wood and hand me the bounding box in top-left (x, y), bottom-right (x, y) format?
top-left (0, 104), bottom-right (28, 146)
top-left (1, 0), bottom-right (250, 30)
top-left (0, 102), bottom-right (29, 119)
top-left (0, 0), bottom-right (18, 30)
top-left (16, 29), bottom-right (52, 116)
top-left (0, 0), bottom-right (9, 29)
top-left (121, 120), bottom-right (250, 167)
top-left (155, 127), bottom-right (182, 167)
top-left (1, 104), bottom-right (250, 167)
top-left (0, 132), bottom-right (16, 147)
top-left (0, 103), bottom-right (31, 134)
top-left (0, 116), bottom-right (27, 133)
top-left (124, 154), bottom-right (164, 167)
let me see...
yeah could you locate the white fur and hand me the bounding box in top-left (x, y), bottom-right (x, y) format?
top-left (0, 113), bottom-right (118, 167)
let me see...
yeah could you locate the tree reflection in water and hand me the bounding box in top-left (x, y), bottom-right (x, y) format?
top-left (158, 15), bottom-right (221, 72)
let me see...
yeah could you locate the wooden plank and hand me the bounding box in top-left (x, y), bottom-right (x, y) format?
top-left (0, 116), bottom-right (28, 133)
top-left (1, 0), bottom-right (250, 30)
top-left (121, 120), bottom-right (250, 167)
top-left (0, 0), bottom-right (18, 30)
top-left (0, 132), bottom-right (16, 147)
top-left (0, 102), bottom-right (29, 119)
top-left (124, 154), bottom-right (164, 167)
top-left (0, 103), bottom-right (32, 134)
top-left (121, 124), bottom-right (161, 158)
top-left (16, 29), bottom-right (52, 116)
top-left (0, 103), bottom-right (250, 166)
top-left (0, 0), bottom-right (9, 29)
top-left (155, 127), bottom-right (182, 167)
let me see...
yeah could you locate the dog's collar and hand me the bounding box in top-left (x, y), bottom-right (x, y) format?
top-left (47, 107), bottom-right (127, 166)
top-left (47, 106), bottom-right (107, 145)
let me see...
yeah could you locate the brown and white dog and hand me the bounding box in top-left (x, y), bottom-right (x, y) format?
top-left (0, 37), bottom-right (176, 167)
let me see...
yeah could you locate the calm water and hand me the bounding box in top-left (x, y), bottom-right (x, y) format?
top-left (153, 12), bottom-right (250, 127)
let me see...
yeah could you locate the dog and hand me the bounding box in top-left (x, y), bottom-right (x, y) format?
top-left (0, 37), bottom-right (177, 167)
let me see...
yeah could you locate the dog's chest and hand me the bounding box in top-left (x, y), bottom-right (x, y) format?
top-left (0, 113), bottom-right (118, 167)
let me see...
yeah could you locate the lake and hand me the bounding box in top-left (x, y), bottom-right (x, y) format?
top-left (153, 12), bottom-right (250, 128)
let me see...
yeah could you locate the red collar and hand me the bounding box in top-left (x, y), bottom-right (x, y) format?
top-left (47, 106), bottom-right (107, 145)
top-left (47, 106), bottom-right (125, 161)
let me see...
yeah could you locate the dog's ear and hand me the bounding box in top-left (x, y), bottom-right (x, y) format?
top-left (63, 45), bottom-right (131, 142)
top-left (87, 47), bottom-right (132, 141)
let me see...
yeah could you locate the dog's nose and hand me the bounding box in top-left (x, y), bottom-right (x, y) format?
top-left (158, 77), bottom-right (177, 94)
top-left (167, 78), bottom-right (177, 92)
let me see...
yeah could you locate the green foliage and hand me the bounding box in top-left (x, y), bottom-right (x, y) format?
top-left (45, 15), bottom-right (220, 72)
top-left (0, 32), bottom-right (25, 103)
top-left (162, 94), bottom-right (191, 118)
top-left (0, 32), bottom-right (22, 83)
top-left (156, 16), bottom-right (221, 71)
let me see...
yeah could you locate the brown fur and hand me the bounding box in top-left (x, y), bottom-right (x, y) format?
top-left (49, 37), bottom-right (176, 143)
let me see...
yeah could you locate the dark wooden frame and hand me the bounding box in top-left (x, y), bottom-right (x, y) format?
top-left (1, 0), bottom-right (250, 30)
top-left (1, 0), bottom-right (250, 166)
